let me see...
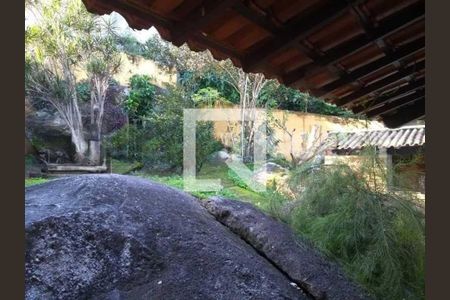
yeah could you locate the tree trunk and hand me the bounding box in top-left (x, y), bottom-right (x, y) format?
top-left (88, 75), bottom-right (108, 165)
top-left (71, 127), bottom-right (88, 162)
top-left (89, 140), bottom-right (101, 165)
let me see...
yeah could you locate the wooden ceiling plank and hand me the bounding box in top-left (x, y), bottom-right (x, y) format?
top-left (335, 60), bottom-right (424, 107)
top-left (314, 36), bottom-right (424, 97)
top-left (367, 92), bottom-right (424, 118)
top-left (241, 1), bottom-right (352, 73)
top-left (171, 0), bottom-right (240, 46)
top-left (232, 1), bottom-right (279, 35)
top-left (382, 98), bottom-right (425, 128)
top-left (283, 1), bottom-right (424, 86)
top-left (353, 77), bottom-right (425, 113)
top-left (233, 1), bottom-right (322, 62)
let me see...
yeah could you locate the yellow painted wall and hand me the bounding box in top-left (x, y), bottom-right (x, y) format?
top-left (213, 108), bottom-right (385, 160)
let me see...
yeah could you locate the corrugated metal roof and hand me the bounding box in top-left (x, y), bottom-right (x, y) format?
top-left (327, 125), bottom-right (425, 150)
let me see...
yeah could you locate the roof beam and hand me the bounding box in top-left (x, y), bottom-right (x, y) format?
top-left (382, 98), bottom-right (425, 128)
top-left (241, 1), bottom-right (352, 73)
top-left (334, 60), bottom-right (425, 107)
top-left (314, 37), bottom-right (424, 98)
top-left (232, 1), bottom-right (279, 35)
top-left (366, 91), bottom-right (424, 118)
top-left (282, 1), bottom-right (424, 86)
top-left (352, 77), bottom-right (425, 113)
top-left (232, 2), bottom-right (323, 62)
top-left (171, 0), bottom-right (240, 46)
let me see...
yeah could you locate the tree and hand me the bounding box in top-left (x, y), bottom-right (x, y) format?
top-left (124, 75), bottom-right (156, 125)
top-left (84, 18), bottom-right (121, 164)
top-left (271, 113), bottom-right (331, 167)
top-left (26, 0), bottom-right (121, 164)
top-left (115, 85), bottom-right (222, 172)
top-left (192, 87), bottom-right (232, 108)
top-left (115, 33), bottom-right (145, 57)
top-left (25, 0), bottom-right (90, 162)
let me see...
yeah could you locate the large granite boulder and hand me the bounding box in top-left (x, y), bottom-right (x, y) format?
top-left (25, 175), bottom-right (308, 299)
top-left (202, 197), bottom-right (371, 300)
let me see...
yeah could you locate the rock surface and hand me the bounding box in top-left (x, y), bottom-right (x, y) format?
top-left (202, 197), bottom-right (371, 300)
top-left (252, 162), bottom-right (288, 185)
top-left (208, 149), bottom-right (231, 164)
top-left (26, 174), bottom-right (309, 300)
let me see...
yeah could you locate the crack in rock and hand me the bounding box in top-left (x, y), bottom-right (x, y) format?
top-left (201, 196), bottom-right (372, 300)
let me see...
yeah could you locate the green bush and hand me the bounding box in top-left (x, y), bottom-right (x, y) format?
top-left (107, 85), bottom-right (222, 172)
top-left (105, 124), bottom-right (145, 161)
top-left (124, 74), bottom-right (156, 125)
top-left (270, 153), bottom-right (425, 300)
top-left (140, 86), bottom-right (222, 172)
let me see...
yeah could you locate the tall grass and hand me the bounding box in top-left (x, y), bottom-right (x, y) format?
top-left (271, 149), bottom-right (425, 299)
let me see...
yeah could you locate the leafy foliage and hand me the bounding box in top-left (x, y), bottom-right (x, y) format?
top-left (260, 83), bottom-right (355, 117)
top-left (142, 86), bottom-right (222, 171)
top-left (194, 72), bottom-right (240, 104)
top-left (192, 87), bottom-right (232, 108)
top-left (270, 151), bottom-right (425, 299)
top-left (108, 85), bottom-right (222, 172)
top-left (110, 159), bottom-right (143, 174)
top-left (105, 124), bottom-right (145, 161)
top-left (124, 75), bottom-right (156, 124)
top-left (75, 81), bottom-right (91, 102)
top-left (115, 33), bottom-right (145, 57)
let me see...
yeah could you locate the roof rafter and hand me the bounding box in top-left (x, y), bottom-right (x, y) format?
top-left (366, 90), bottom-right (424, 118)
top-left (335, 60), bottom-right (424, 107)
top-left (82, 0), bottom-right (425, 127)
top-left (283, 1), bottom-right (424, 87)
top-left (382, 98), bottom-right (425, 128)
top-left (83, 0), bottom-right (173, 29)
top-left (240, 1), bottom-right (353, 73)
top-left (352, 77), bottom-right (425, 113)
top-left (232, 1), bottom-right (323, 63)
top-left (315, 37), bottom-right (424, 98)
top-left (171, 0), bottom-right (241, 46)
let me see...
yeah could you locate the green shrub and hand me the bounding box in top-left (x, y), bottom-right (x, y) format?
top-left (75, 80), bottom-right (90, 102)
top-left (141, 86), bottom-right (222, 172)
top-left (124, 74), bottom-right (156, 125)
top-left (108, 86), bottom-right (222, 172)
top-left (226, 163), bottom-right (258, 189)
top-left (270, 153), bottom-right (425, 300)
top-left (105, 124), bottom-right (145, 161)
